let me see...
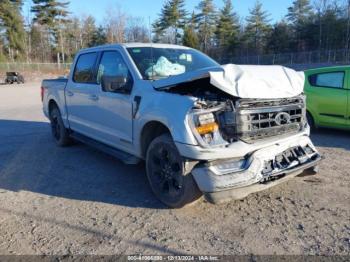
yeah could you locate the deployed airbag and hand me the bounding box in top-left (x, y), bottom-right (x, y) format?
top-left (209, 64), bottom-right (305, 99)
top-left (146, 56), bottom-right (185, 78)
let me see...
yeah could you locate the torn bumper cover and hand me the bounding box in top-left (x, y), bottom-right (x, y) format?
top-left (191, 135), bottom-right (322, 203)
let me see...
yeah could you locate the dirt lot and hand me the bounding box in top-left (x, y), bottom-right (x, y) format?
top-left (0, 82), bottom-right (349, 256)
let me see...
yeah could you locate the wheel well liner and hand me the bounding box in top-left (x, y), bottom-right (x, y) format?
top-left (48, 99), bottom-right (58, 114)
top-left (140, 121), bottom-right (172, 158)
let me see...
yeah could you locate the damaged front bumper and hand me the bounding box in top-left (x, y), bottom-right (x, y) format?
top-left (191, 135), bottom-right (322, 203)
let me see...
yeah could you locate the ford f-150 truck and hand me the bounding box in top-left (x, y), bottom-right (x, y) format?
top-left (41, 43), bottom-right (322, 208)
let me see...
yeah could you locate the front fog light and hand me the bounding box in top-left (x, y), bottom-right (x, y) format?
top-left (211, 158), bottom-right (248, 175)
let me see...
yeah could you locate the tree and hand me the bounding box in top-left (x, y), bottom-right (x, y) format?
top-left (29, 23), bottom-right (52, 62)
top-left (31, 0), bottom-right (70, 63)
top-left (82, 15), bottom-right (97, 47)
top-left (267, 20), bottom-right (292, 53)
top-left (286, 0), bottom-right (313, 51)
top-left (244, 0), bottom-right (271, 54)
top-left (125, 16), bottom-right (149, 43)
top-left (196, 0), bottom-right (217, 53)
top-left (215, 0), bottom-right (240, 53)
top-left (104, 7), bottom-right (126, 43)
top-left (0, 0), bottom-right (26, 60)
top-left (90, 25), bottom-right (107, 47)
top-left (346, 0), bottom-right (350, 52)
top-left (154, 0), bottom-right (187, 44)
top-left (182, 12), bottom-right (199, 48)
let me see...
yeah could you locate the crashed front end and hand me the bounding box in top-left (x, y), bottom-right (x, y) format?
top-left (157, 64), bottom-right (322, 202)
top-left (183, 94), bottom-right (321, 202)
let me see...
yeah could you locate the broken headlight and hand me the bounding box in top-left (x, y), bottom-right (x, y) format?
top-left (189, 108), bottom-right (228, 147)
top-left (210, 158), bottom-right (248, 175)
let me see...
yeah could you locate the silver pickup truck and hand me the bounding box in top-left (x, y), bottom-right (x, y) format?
top-left (41, 43), bottom-right (321, 208)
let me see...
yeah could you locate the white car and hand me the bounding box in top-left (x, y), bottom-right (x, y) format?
top-left (41, 43), bottom-right (321, 208)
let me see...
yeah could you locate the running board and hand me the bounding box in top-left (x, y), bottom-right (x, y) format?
top-left (71, 133), bottom-right (140, 165)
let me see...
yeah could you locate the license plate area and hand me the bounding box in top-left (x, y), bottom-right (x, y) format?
top-left (261, 145), bottom-right (317, 182)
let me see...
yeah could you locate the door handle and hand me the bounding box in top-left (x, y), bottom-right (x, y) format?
top-left (89, 94), bottom-right (99, 101)
top-left (66, 90), bottom-right (74, 97)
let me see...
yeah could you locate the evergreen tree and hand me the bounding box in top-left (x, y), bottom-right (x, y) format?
top-left (31, 0), bottom-right (69, 28)
top-left (286, 0), bottom-right (313, 51)
top-left (267, 20), bottom-right (292, 53)
top-left (154, 0), bottom-right (187, 44)
top-left (196, 0), bottom-right (217, 53)
top-left (90, 26), bottom-right (107, 47)
top-left (31, 0), bottom-right (70, 62)
top-left (152, 19), bottom-right (165, 43)
top-left (244, 0), bottom-right (271, 55)
top-left (0, 0), bottom-right (26, 60)
top-left (182, 12), bottom-right (199, 48)
top-left (82, 16), bottom-right (97, 47)
top-left (215, 0), bottom-right (240, 53)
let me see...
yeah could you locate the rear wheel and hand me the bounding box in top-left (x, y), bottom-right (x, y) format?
top-left (146, 134), bottom-right (201, 208)
top-left (49, 106), bottom-right (71, 146)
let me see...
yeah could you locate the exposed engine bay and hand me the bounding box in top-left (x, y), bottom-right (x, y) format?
top-left (159, 77), bottom-right (307, 146)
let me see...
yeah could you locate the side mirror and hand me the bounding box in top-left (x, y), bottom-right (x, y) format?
top-left (101, 75), bottom-right (128, 92)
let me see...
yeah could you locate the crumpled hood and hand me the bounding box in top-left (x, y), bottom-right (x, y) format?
top-left (209, 64), bottom-right (305, 99)
top-left (153, 64), bottom-right (305, 99)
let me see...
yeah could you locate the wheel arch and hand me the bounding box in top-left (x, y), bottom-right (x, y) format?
top-left (306, 109), bottom-right (317, 127)
top-left (140, 121), bottom-right (172, 158)
top-left (48, 99), bottom-right (59, 115)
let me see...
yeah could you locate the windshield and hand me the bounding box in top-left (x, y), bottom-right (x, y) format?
top-left (127, 47), bottom-right (219, 80)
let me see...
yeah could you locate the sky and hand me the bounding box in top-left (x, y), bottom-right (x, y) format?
top-left (22, 0), bottom-right (295, 25)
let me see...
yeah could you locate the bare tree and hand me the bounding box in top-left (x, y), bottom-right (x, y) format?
top-left (104, 7), bottom-right (126, 43)
top-left (346, 0), bottom-right (350, 52)
top-left (125, 16), bottom-right (150, 43)
top-left (313, 0), bottom-right (330, 50)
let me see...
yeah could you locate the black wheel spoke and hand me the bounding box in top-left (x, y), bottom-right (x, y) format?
top-left (168, 179), bottom-right (181, 196)
top-left (171, 162), bottom-right (181, 173)
top-left (152, 155), bottom-right (161, 166)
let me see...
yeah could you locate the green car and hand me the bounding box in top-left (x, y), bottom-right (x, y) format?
top-left (304, 66), bottom-right (350, 130)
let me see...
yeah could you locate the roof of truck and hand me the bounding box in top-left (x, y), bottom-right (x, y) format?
top-left (80, 43), bottom-right (191, 53)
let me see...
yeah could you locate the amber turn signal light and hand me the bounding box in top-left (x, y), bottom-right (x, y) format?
top-left (196, 122), bottom-right (219, 135)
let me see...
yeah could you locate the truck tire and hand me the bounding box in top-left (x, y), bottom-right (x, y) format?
top-left (146, 134), bottom-right (201, 208)
top-left (49, 106), bottom-right (71, 147)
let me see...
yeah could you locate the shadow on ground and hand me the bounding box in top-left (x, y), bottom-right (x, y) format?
top-left (0, 120), bottom-right (348, 210)
top-left (310, 127), bottom-right (350, 151)
top-left (0, 120), bottom-right (165, 209)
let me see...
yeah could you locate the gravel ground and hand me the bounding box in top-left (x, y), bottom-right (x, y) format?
top-left (0, 82), bottom-right (349, 256)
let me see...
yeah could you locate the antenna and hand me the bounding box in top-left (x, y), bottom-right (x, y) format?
top-left (148, 16), bottom-right (152, 44)
top-left (149, 16), bottom-right (154, 79)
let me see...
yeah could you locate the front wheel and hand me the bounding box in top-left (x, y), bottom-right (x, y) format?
top-left (49, 107), bottom-right (71, 146)
top-left (146, 134), bottom-right (201, 208)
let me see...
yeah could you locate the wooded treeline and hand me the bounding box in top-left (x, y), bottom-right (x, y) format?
top-left (154, 0), bottom-right (350, 60)
top-left (1, 0), bottom-right (350, 63)
top-left (0, 0), bottom-right (150, 63)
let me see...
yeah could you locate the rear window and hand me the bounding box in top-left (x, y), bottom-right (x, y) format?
top-left (73, 52), bottom-right (98, 83)
top-left (308, 71), bottom-right (345, 89)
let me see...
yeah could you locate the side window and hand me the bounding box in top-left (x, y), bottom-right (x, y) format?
top-left (73, 52), bottom-right (98, 83)
top-left (97, 51), bottom-right (132, 90)
top-left (308, 72), bottom-right (344, 89)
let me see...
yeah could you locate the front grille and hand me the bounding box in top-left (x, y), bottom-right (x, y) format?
top-left (236, 96), bottom-right (306, 142)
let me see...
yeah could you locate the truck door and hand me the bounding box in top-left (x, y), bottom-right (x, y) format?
top-left (93, 50), bottom-right (134, 151)
top-left (65, 52), bottom-right (102, 138)
top-left (307, 70), bottom-right (348, 128)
